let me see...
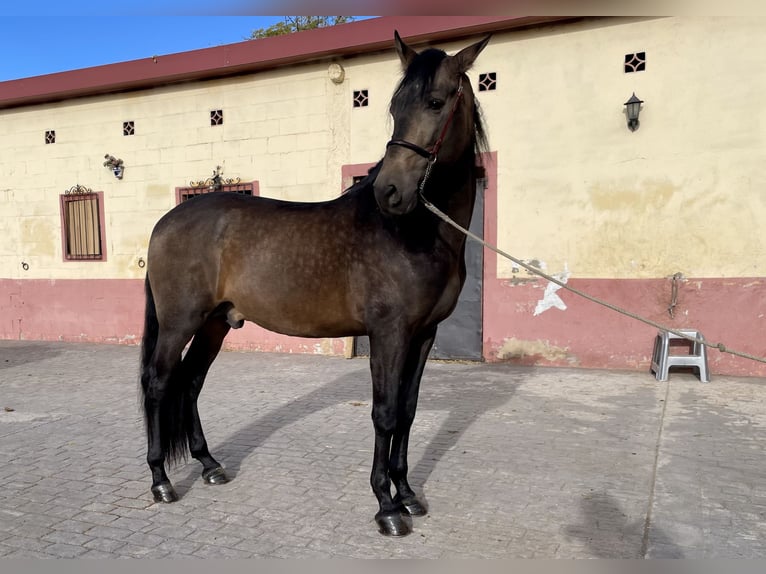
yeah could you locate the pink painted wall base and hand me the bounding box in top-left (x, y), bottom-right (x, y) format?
top-left (482, 275), bottom-right (766, 377)
top-left (0, 279), bottom-right (348, 356)
top-left (1, 276), bottom-right (763, 376)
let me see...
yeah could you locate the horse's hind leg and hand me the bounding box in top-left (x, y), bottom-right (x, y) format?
top-left (181, 315), bottom-right (231, 485)
top-left (389, 325), bottom-right (436, 518)
top-left (143, 329), bottom-right (195, 503)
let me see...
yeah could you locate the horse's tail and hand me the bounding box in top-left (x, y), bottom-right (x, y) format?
top-left (140, 275), bottom-right (159, 375)
top-left (139, 274), bottom-right (189, 466)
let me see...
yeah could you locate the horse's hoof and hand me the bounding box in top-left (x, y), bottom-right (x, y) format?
top-left (375, 511), bottom-right (412, 536)
top-left (399, 497), bottom-right (427, 516)
top-left (202, 466), bottom-right (229, 485)
top-left (151, 483), bottom-right (178, 503)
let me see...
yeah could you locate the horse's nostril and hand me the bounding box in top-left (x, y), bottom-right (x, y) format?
top-left (386, 185), bottom-right (402, 207)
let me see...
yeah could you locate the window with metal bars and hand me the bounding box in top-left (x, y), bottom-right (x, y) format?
top-left (175, 181), bottom-right (258, 204)
top-left (59, 189), bottom-right (106, 261)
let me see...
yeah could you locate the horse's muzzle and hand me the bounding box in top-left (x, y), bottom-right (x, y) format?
top-left (374, 182), bottom-right (418, 216)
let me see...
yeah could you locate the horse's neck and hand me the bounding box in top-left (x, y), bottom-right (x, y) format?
top-left (429, 154), bottom-right (477, 234)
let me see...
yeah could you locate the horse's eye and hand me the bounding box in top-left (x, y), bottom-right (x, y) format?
top-left (428, 98), bottom-right (445, 111)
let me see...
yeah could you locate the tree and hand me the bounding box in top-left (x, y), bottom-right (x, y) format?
top-left (250, 17), bottom-right (355, 39)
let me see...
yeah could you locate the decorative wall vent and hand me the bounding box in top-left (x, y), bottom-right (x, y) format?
top-left (210, 109), bottom-right (224, 126)
top-left (45, 130), bottom-right (56, 144)
top-left (624, 52), bottom-right (646, 73)
top-left (123, 121), bottom-right (135, 136)
top-left (478, 72), bottom-right (497, 91)
top-left (353, 90), bottom-right (369, 108)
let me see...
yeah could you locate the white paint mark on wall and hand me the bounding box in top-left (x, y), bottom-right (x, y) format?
top-left (534, 264), bottom-right (570, 316)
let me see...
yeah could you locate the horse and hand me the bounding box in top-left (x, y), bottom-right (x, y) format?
top-left (139, 31), bottom-right (490, 537)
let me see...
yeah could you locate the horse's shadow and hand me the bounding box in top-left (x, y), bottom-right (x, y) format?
top-left (174, 360), bottom-right (519, 499)
top-left (563, 491), bottom-right (684, 558)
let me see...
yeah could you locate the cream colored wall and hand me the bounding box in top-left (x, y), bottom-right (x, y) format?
top-left (478, 17), bottom-right (766, 279)
top-left (345, 52), bottom-right (401, 165)
top-left (0, 60), bottom-right (357, 281)
top-left (3, 17), bottom-right (765, 284)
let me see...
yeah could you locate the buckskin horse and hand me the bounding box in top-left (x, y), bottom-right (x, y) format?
top-left (140, 31), bottom-right (490, 536)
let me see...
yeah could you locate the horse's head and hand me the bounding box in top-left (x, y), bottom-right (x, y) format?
top-left (373, 31), bottom-right (490, 217)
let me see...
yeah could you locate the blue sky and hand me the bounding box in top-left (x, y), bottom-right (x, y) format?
top-left (1, 8), bottom-right (376, 82)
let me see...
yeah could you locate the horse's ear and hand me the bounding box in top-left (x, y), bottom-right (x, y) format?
top-left (394, 30), bottom-right (417, 69)
top-left (454, 35), bottom-right (491, 74)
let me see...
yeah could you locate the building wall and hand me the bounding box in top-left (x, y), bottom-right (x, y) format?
top-left (487, 17), bottom-right (766, 279)
top-left (2, 17), bottom-right (765, 375)
top-left (477, 17), bottom-right (766, 375)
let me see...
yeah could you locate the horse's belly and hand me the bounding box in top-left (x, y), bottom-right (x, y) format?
top-left (234, 297), bottom-right (365, 339)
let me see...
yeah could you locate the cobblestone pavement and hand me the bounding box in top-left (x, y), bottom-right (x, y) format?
top-left (0, 340), bottom-right (765, 558)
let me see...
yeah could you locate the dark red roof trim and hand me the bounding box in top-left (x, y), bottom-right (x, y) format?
top-left (0, 16), bottom-right (571, 110)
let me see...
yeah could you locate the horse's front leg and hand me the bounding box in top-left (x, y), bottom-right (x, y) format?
top-left (368, 330), bottom-right (412, 536)
top-left (389, 325), bottom-right (437, 517)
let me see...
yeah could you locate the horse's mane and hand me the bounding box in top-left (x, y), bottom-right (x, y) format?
top-left (341, 161), bottom-right (383, 195)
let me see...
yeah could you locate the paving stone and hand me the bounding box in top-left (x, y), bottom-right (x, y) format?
top-left (41, 530), bottom-right (93, 547)
top-left (192, 544), bottom-right (254, 558)
top-left (2, 548), bottom-right (56, 558)
top-left (42, 542), bottom-right (89, 558)
top-left (83, 537), bottom-right (128, 553)
top-left (80, 549), bottom-right (121, 559)
top-left (0, 534), bottom-right (53, 553)
top-left (0, 544), bottom-right (15, 557)
top-left (83, 524), bottom-right (135, 541)
top-left (110, 516), bottom-right (154, 532)
top-left (184, 529), bottom-right (243, 549)
top-left (71, 510), bottom-right (119, 526)
top-left (113, 543), bottom-right (171, 558)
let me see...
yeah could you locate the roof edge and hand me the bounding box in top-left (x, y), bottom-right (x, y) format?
top-left (0, 16), bottom-right (573, 110)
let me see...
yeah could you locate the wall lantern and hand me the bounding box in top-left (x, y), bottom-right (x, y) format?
top-left (328, 63), bottom-right (345, 84)
top-left (103, 154), bottom-right (124, 179)
top-left (624, 92), bottom-right (644, 132)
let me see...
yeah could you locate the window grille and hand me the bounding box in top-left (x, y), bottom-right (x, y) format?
top-left (478, 72), bottom-right (497, 91)
top-left (353, 90), bottom-right (369, 107)
top-left (60, 186), bottom-right (105, 261)
top-left (210, 110), bottom-right (224, 125)
top-left (624, 52), bottom-right (646, 73)
top-left (176, 181), bottom-right (257, 204)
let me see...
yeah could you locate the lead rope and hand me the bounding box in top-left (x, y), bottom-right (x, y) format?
top-left (417, 189), bottom-right (766, 365)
